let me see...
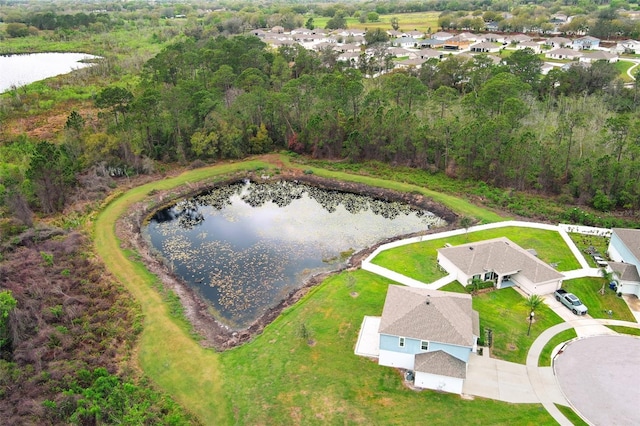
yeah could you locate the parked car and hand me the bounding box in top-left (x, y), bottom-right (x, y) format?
top-left (555, 289), bottom-right (588, 315)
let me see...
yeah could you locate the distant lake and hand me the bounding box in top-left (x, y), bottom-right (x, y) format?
top-left (0, 52), bottom-right (99, 93)
top-left (145, 180), bottom-right (446, 329)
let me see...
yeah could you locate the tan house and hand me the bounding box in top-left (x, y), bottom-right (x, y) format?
top-left (545, 48), bottom-right (583, 60)
top-left (579, 51), bottom-right (619, 63)
top-left (437, 237), bottom-right (564, 295)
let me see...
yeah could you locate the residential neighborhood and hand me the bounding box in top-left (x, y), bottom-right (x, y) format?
top-left (250, 25), bottom-right (640, 76)
top-left (355, 221), bottom-right (640, 425)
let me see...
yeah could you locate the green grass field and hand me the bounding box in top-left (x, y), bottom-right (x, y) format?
top-left (555, 404), bottom-right (590, 426)
top-left (615, 59), bottom-right (636, 83)
top-left (371, 226), bottom-right (581, 285)
top-left (538, 329), bottom-right (577, 367)
top-left (606, 325), bottom-right (640, 336)
top-left (220, 269), bottom-right (554, 424)
top-left (94, 156), bottom-right (555, 424)
top-left (562, 277), bottom-right (635, 322)
top-left (473, 288), bottom-right (565, 364)
top-left (313, 11), bottom-right (440, 33)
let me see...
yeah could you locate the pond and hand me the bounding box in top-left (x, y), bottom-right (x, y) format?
top-left (144, 180), bottom-right (445, 329)
top-left (0, 52), bottom-right (99, 93)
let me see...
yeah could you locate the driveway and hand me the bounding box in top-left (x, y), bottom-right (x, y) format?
top-left (542, 294), bottom-right (617, 338)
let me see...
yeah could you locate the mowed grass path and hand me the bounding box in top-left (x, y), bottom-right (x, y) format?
top-left (93, 160), bottom-right (269, 423)
top-left (372, 226), bottom-right (581, 284)
top-left (93, 157), bottom-right (553, 424)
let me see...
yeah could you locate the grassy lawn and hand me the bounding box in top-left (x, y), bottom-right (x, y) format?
top-left (371, 226), bottom-right (581, 284)
top-left (615, 59), bottom-right (636, 83)
top-left (438, 281), bottom-right (469, 294)
top-left (538, 329), bottom-right (577, 367)
top-left (313, 11), bottom-right (439, 33)
top-left (286, 155), bottom-right (507, 224)
top-left (93, 159), bottom-right (271, 424)
top-left (606, 325), bottom-right (640, 335)
top-left (562, 277), bottom-right (635, 322)
top-left (220, 270), bottom-right (554, 424)
top-left (93, 156), bottom-right (557, 424)
top-left (567, 233), bottom-right (610, 268)
top-left (473, 288), bottom-right (565, 364)
top-left (555, 404), bottom-right (590, 426)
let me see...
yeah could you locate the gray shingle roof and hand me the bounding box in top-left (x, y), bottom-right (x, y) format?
top-left (609, 261), bottom-right (640, 282)
top-left (414, 350), bottom-right (467, 378)
top-left (438, 237), bottom-right (564, 284)
top-left (612, 228), bottom-right (640, 261)
top-left (378, 286), bottom-right (478, 347)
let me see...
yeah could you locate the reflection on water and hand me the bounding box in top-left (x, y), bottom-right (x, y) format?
top-left (0, 52), bottom-right (99, 93)
top-left (145, 180), bottom-right (445, 329)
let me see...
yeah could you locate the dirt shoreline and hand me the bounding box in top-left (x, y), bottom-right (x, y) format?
top-left (116, 168), bottom-right (459, 351)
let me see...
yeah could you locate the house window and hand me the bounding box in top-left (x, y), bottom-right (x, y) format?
top-left (421, 341), bottom-right (429, 351)
top-left (399, 337), bottom-right (405, 347)
top-left (473, 274), bottom-right (481, 281)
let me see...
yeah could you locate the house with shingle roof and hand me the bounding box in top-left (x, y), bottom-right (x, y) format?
top-left (573, 35), bottom-right (600, 50)
top-left (377, 285), bottom-right (479, 394)
top-left (545, 48), bottom-right (583, 60)
top-left (608, 228), bottom-right (640, 297)
top-left (579, 50), bottom-right (618, 63)
top-left (437, 237), bottom-right (564, 295)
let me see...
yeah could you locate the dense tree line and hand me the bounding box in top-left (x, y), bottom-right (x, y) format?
top-left (78, 36), bottom-right (639, 213)
top-left (2, 34), bottom-right (640, 222)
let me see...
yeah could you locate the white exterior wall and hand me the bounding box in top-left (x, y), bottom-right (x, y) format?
top-left (608, 244), bottom-right (624, 263)
top-left (379, 349), bottom-right (415, 370)
top-left (513, 275), bottom-right (560, 295)
top-left (618, 280), bottom-right (640, 297)
top-left (414, 372), bottom-right (464, 394)
top-left (436, 252), bottom-right (468, 283)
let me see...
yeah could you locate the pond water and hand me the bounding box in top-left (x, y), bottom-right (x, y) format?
top-left (0, 52), bottom-right (99, 93)
top-left (145, 180), bottom-right (445, 329)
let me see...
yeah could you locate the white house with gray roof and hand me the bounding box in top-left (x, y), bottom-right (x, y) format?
top-left (608, 228), bottom-right (640, 297)
top-left (378, 286), bottom-right (479, 394)
top-left (437, 237), bottom-right (564, 295)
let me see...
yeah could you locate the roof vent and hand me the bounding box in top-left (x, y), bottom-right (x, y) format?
top-left (425, 295), bottom-right (431, 305)
top-left (469, 247), bottom-right (474, 250)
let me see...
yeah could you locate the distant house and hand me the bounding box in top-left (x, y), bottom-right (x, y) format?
top-left (418, 48), bottom-right (443, 60)
top-left (271, 26), bottom-right (285, 34)
top-left (393, 37), bottom-right (419, 48)
top-left (550, 13), bottom-right (569, 24)
top-left (406, 30), bottom-right (425, 39)
top-left (387, 30), bottom-right (405, 38)
top-left (388, 47), bottom-right (416, 58)
top-left (484, 21), bottom-right (500, 32)
top-left (482, 33), bottom-right (506, 43)
top-left (443, 35), bottom-right (472, 51)
top-left (615, 39), bottom-right (640, 54)
top-left (545, 48), bottom-right (583, 60)
top-left (395, 57), bottom-right (427, 69)
top-left (377, 286), bottom-right (479, 394)
top-left (419, 39), bottom-right (445, 49)
top-left (505, 34), bottom-right (532, 44)
top-left (546, 36), bottom-right (572, 48)
top-left (573, 36), bottom-right (600, 50)
top-left (579, 50), bottom-right (618, 63)
top-left (431, 31), bottom-right (454, 41)
top-left (516, 41), bottom-right (542, 54)
top-left (608, 228), bottom-right (640, 297)
top-left (469, 41), bottom-right (501, 53)
top-left (437, 237), bottom-right (564, 295)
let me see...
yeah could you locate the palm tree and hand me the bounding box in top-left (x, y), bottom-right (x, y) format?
top-left (524, 294), bottom-right (543, 315)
